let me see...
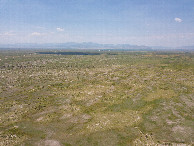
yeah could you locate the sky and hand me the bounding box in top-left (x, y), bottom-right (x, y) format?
top-left (0, 0), bottom-right (194, 47)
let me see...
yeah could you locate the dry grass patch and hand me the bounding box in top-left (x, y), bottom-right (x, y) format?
top-left (87, 110), bottom-right (141, 132)
top-left (144, 89), bottom-right (177, 101)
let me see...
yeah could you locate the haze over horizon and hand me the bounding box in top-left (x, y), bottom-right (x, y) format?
top-left (0, 0), bottom-right (194, 47)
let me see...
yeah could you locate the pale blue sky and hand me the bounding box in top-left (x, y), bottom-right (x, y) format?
top-left (0, 0), bottom-right (194, 47)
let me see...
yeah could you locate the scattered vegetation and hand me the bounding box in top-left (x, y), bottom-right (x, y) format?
top-left (0, 50), bottom-right (193, 145)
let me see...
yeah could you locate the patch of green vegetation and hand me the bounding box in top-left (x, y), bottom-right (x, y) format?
top-left (107, 97), bottom-right (149, 112)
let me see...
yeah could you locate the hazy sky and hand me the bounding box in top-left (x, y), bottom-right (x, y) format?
top-left (0, 0), bottom-right (194, 47)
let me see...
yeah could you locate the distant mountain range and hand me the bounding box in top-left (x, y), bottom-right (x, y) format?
top-left (0, 42), bottom-right (194, 51)
top-left (0, 42), bottom-right (151, 50)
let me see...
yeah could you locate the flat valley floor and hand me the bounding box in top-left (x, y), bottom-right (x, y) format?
top-left (0, 50), bottom-right (193, 145)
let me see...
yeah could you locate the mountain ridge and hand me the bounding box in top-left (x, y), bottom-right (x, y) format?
top-left (0, 42), bottom-right (194, 51)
